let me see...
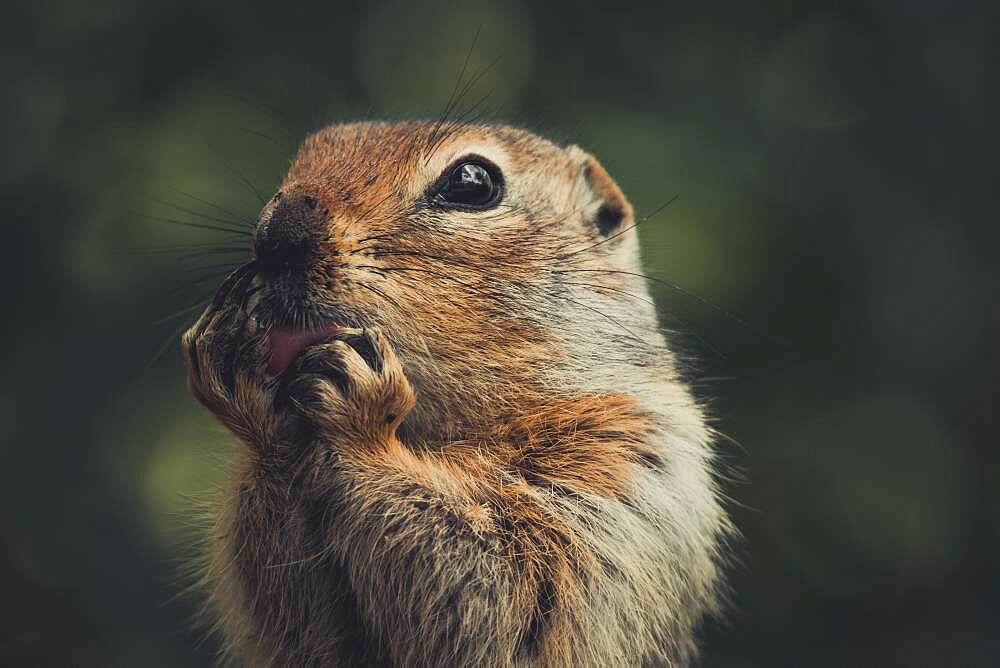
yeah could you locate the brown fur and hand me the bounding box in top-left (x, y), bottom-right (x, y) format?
top-left (182, 121), bottom-right (730, 666)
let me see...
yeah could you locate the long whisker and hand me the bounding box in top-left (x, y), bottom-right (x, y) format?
top-left (152, 300), bottom-right (212, 326)
top-left (559, 281), bottom-right (657, 307)
top-left (553, 267), bottom-right (786, 347)
top-left (233, 126), bottom-right (281, 145)
top-left (128, 245), bottom-right (250, 259)
top-left (661, 311), bottom-right (728, 360)
top-left (426, 27), bottom-right (481, 155)
top-left (168, 187), bottom-right (256, 223)
top-left (165, 266), bottom-right (245, 297)
top-left (211, 83), bottom-right (297, 144)
top-left (547, 292), bottom-right (649, 346)
top-left (151, 196), bottom-right (253, 229)
top-left (170, 250), bottom-right (251, 263)
top-left (115, 244), bottom-right (249, 258)
top-left (145, 317), bottom-right (203, 371)
top-left (552, 195), bottom-right (679, 261)
top-left (137, 213), bottom-right (252, 237)
top-left (209, 151), bottom-right (270, 205)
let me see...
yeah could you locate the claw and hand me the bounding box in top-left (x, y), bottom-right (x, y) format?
top-left (210, 261), bottom-right (258, 310)
top-left (332, 328), bottom-right (382, 374)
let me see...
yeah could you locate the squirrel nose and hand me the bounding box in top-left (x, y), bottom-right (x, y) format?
top-left (254, 192), bottom-right (321, 276)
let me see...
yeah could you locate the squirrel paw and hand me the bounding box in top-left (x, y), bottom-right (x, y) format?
top-left (283, 328), bottom-right (415, 443)
top-left (181, 265), bottom-right (272, 439)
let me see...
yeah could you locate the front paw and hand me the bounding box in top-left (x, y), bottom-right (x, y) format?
top-left (283, 328), bottom-right (415, 443)
top-left (181, 264), bottom-right (273, 442)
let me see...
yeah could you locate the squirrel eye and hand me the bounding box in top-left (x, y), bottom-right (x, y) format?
top-left (433, 158), bottom-right (503, 210)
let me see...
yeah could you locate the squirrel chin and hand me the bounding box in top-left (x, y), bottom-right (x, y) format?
top-left (266, 324), bottom-right (344, 375)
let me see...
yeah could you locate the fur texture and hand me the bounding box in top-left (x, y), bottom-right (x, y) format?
top-left (182, 121), bottom-right (730, 666)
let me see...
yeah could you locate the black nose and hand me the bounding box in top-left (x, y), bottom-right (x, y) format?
top-left (254, 192), bottom-right (321, 276)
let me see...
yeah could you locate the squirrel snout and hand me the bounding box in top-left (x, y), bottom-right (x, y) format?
top-left (254, 190), bottom-right (324, 276)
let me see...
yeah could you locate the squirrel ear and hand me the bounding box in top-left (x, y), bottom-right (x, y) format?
top-left (568, 146), bottom-right (633, 237)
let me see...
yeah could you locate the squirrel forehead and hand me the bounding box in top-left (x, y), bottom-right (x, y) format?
top-left (281, 121), bottom-right (574, 208)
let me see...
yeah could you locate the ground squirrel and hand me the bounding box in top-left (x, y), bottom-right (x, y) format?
top-left (182, 120), bottom-right (730, 666)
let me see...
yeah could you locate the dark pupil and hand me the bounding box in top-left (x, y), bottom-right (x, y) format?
top-left (447, 163), bottom-right (492, 203)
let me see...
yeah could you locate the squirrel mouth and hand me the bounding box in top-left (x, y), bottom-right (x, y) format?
top-left (266, 325), bottom-right (343, 375)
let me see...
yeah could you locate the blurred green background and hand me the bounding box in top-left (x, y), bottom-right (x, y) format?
top-left (2, 0), bottom-right (996, 665)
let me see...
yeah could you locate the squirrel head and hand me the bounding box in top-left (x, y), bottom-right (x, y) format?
top-left (251, 121), bottom-right (660, 438)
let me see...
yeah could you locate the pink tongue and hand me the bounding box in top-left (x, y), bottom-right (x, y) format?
top-left (267, 325), bottom-right (342, 375)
